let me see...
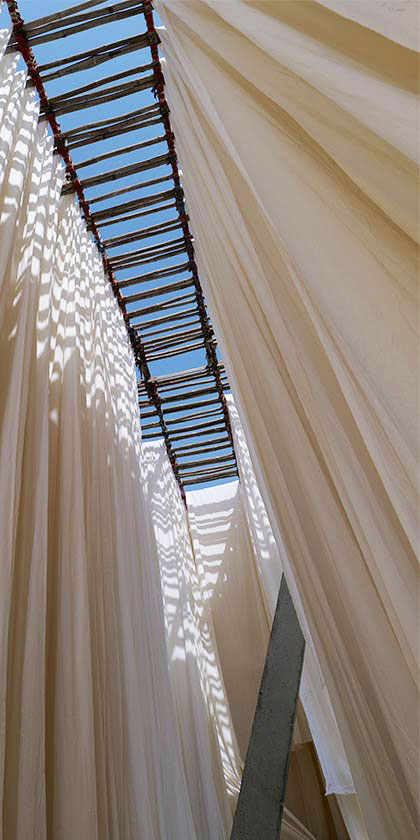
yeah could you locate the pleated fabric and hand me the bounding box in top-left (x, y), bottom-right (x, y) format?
top-left (0, 37), bottom-right (199, 840)
top-left (226, 396), bottom-right (355, 798)
top-left (142, 441), bottom-right (321, 840)
top-left (156, 3), bottom-right (419, 837)
top-left (141, 440), bottom-right (241, 836)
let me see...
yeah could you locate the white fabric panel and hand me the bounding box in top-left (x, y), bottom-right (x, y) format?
top-left (156, 4), bottom-right (419, 838)
top-left (227, 396), bottom-right (354, 797)
top-left (144, 444), bottom-right (318, 840)
top-left (314, 0), bottom-right (419, 50)
top-left (141, 439), bottom-right (241, 834)
top-left (335, 795), bottom-right (369, 840)
top-left (187, 480), bottom-right (269, 759)
top-left (0, 42), bottom-right (200, 839)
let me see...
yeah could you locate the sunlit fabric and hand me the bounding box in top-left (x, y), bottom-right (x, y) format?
top-left (0, 38), bottom-right (199, 840)
top-left (143, 440), bottom-right (323, 840)
top-left (142, 439), bottom-right (241, 835)
top-left (156, 3), bottom-right (419, 838)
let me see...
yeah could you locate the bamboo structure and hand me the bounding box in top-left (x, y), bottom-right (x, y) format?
top-left (6, 0), bottom-right (238, 492)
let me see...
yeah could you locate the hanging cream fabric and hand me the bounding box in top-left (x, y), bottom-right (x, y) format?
top-left (186, 478), bottom-right (351, 840)
top-left (227, 395), bottom-right (355, 798)
top-left (187, 480), bottom-right (269, 759)
top-left (156, 3), bottom-right (419, 837)
top-left (143, 441), bottom-right (319, 840)
top-left (141, 439), bottom-right (241, 834)
top-left (0, 35), bottom-right (201, 839)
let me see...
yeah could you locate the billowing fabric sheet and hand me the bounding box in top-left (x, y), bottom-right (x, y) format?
top-left (156, 3), bottom-right (419, 837)
top-left (186, 477), bottom-right (353, 840)
top-left (0, 37), bottom-right (200, 840)
top-left (227, 396), bottom-right (354, 797)
top-left (187, 479), bottom-right (269, 758)
top-left (141, 439), bottom-right (241, 834)
top-left (143, 441), bottom-right (319, 840)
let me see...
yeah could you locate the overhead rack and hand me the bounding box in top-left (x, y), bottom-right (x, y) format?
top-left (6, 0), bottom-right (238, 495)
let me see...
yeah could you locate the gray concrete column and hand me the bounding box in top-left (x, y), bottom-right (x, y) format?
top-left (230, 575), bottom-right (305, 840)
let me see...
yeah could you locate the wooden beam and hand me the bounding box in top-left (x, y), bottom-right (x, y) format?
top-left (118, 262), bottom-right (190, 290)
top-left (47, 76), bottom-right (155, 117)
top-left (24, 0), bottom-right (109, 30)
top-left (173, 438), bottom-right (231, 456)
top-left (11, 3), bottom-right (147, 48)
top-left (76, 132), bottom-right (165, 170)
top-left (24, 0), bottom-right (141, 35)
top-left (60, 102), bottom-right (160, 140)
top-left (140, 318), bottom-right (200, 342)
top-left (96, 200), bottom-right (176, 229)
top-left (63, 152), bottom-right (173, 193)
top-left (104, 218), bottom-right (181, 248)
top-left (183, 470), bottom-right (237, 486)
top-left (141, 395), bottom-right (220, 420)
top-left (92, 187), bottom-right (175, 221)
top-left (124, 277), bottom-right (193, 305)
top-left (111, 234), bottom-right (186, 264)
top-left (176, 453), bottom-right (236, 471)
top-left (147, 341), bottom-right (204, 362)
top-left (129, 292), bottom-right (196, 319)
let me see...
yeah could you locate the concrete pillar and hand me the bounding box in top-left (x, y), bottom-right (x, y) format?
top-left (230, 575), bottom-right (305, 840)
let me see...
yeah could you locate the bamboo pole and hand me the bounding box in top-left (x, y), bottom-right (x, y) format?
top-left (173, 438), bottom-right (230, 454)
top-left (146, 422), bottom-right (226, 440)
top-left (11, 4), bottom-right (147, 48)
top-left (65, 116), bottom-right (163, 150)
top-left (142, 408), bottom-right (223, 432)
top-left (133, 305), bottom-right (198, 331)
top-left (142, 330), bottom-right (203, 354)
top-left (39, 35), bottom-right (152, 83)
top-left (124, 278), bottom-right (193, 306)
top-left (146, 341), bottom-right (204, 362)
top-left (24, 0), bottom-right (142, 36)
top-left (96, 201), bottom-right (176, 229)
top-left (24, 0), bottom-right (109, 30)
top-left (63, 151), bottom-right (172, 193)
top-left (112, 245), bottom-right (187, 272)
top-left (89, 173), bottom-right (172, 204)
top-left (48, 62), bottom-right (155, 103)
top-left (111, 235), bottom-right (186, 263)
top-left (177, 454), bottom-right (236, 471)
top-left (104, 218), bottom-right (180, 247)
top-left (78, 134), bottom-right (166, 171)
top-left (129, 292), bottom-right (196, 319)
top-left (168, 423), bottom-right (227, 442)
top-left (141, 384), bottom-right (224, 405)
top-left (46, 75), bottom-right (156, 118)
top-left (183, 471), bottom-right (237, 486)
top-left (61, 102), bottom-right (159, 139)
top-left (140, 318), bottom-right (200, 342)
top-left (141, 396), bottom-right (221, 420)
top-left (151, 377), bottom-right (221, 396)
top-left (143, 363), bottom-right (226, 388)
top-left (118, 263), bottom-right (190, 290)
top-left (92, 187), bottom-right (175, 221)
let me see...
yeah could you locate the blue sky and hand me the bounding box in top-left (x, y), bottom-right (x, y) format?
top-left (0, 0), bottom-right (235, 488)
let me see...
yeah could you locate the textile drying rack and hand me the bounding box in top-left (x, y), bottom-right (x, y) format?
top-left (6, 0), bottom-right (239, 496)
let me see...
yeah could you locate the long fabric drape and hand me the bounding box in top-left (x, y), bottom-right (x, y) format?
top-left (156, 3), bottom-right (419, 837)
top-left (142, 440), bottom-right (320, 840)
top-left (186, 476), bottom-right (353, 840)
top-left (0, 37), bottom-right (202, 840)
top-left (226, 395), bottom-right (354, 797)
top-left (141, 440), bottom-right (241, 835)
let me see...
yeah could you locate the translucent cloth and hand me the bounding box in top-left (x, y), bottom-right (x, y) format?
top-left (0, 37), bottom-right (199, 839)
top-left (156, 2), bottom-right (419, 837)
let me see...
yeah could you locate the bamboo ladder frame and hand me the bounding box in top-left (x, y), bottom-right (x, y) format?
top-left (6, 0), bottom-right (238, 496)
